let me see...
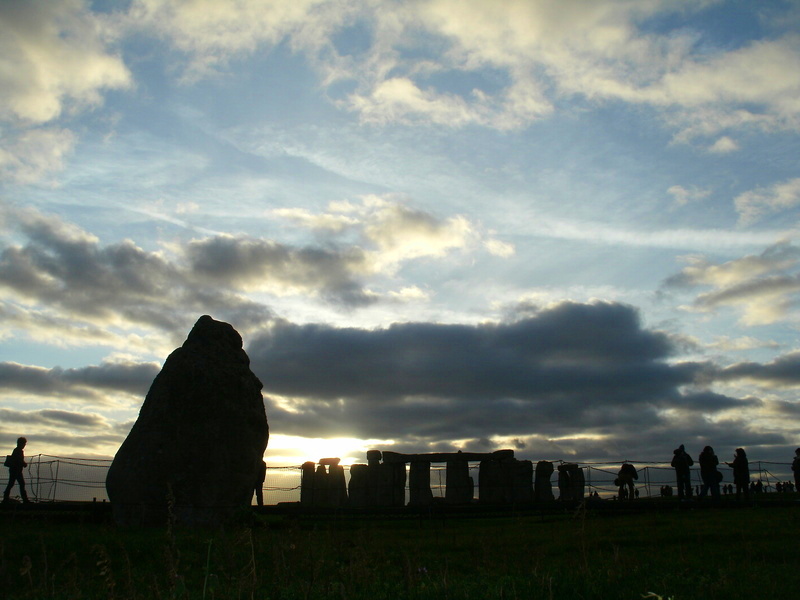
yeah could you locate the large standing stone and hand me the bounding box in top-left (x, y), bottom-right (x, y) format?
top-left (556, 463), bottom-right (585, 502)
top-left (534, 460), bottom-right (555, 502)
top-left (106, 315), bottom-right (269, 526)
top-left (445, 456), bottom-right (474, 504)
top-left (409, 461), bottom-right (434, 506)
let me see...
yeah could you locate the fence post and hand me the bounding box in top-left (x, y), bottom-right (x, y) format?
top-left (52, 459), bottom-right (60, 502)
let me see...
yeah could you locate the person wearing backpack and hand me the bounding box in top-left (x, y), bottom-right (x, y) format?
top-left (3, 437), bottom-right (30, 504)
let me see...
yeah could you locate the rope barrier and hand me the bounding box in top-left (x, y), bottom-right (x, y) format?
top-left (1, 455), bottom-right (795, 504)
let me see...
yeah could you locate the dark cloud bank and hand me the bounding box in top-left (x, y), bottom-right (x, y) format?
top-left (1, 301), bottom-right (796, 462)
top-left (247, 301), bottom-right (796, 462)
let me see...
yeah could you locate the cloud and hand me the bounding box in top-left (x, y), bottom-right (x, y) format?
top-left (186, 235), bottom-right (376, 307)
top-left (0, 1), bottom-right (130, 183)
top-left (0, 204), bottom-right (277, 342)
top-left (708, 136), bottom-right (739, 154)
top-left (0, 200), bottom-right (504, 346)
top-left (734, 177), bottom-right (800, 226)
top-left (0, 0), bottom-right (131, 124)
top-left (361, 198), bottom-right (475, 268)
top-left (668, 185), bottom-right (711, 207)
top-left (122, 0), bottom-right (800, 140)
top-left (128, 0), bottom-right (324, 80)
top-left (245, 300), bottom-right (765, 461)
top-left (0, 360), bottom-right (158, 402)
top-left (663, 241), bottom-right (800, 325)
top-left (706, 336), bottom-right (781, 352)
top-left (0, 407), bottom-right (109, 430)
top-left (0, 128), bottom-right (76, 184)
top-left (716, 351), bottom-right (800, 388)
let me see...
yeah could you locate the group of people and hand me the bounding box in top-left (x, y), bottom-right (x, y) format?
top-left (615, 446), bottom-right (800, 502)
top-left (671, 445), bottom-right (751, 501)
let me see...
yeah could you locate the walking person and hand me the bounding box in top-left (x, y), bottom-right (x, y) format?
top-left (3, 437), bottom-right (30, 504)
top-left (726, 448), bottom-right (750, 501)
top-left (671, 444), bottom-right (694, 500)
top-left (698, 446), bottom-right (721, 500)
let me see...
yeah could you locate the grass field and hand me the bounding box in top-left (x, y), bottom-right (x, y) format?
top-left (1, 501), bottom-right (798, 599)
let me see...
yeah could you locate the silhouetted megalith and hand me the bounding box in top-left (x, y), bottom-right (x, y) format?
top-left (534, 460), bottom-right (555, 501)
top-left (106, 315), bottom-right (269, 526)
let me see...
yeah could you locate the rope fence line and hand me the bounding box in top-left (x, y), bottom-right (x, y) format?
top-left (2, 454), bottom-right (796, 505)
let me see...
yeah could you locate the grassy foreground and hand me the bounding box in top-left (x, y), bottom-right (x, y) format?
top-left (0, 504), bottom-right (798, 599)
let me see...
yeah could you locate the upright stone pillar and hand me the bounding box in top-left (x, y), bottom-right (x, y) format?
top-left (409, 461), bottom-right (433, 506)
top-left (376, 462), bottom-right (406, 507)
top-left (348, 464), bottom-right (368, 508)
top-left (301, 461), bottom-right (316, 505)
top-left (478, 459), bottom-right (504, 504)
top-left (445, 457), bottom-right (474, 504)
top-left (557, 463), bottom-right (584, 502)
top-left (313, 465), bottom-right (329, 507)
top-left (512, 460), bottom-right (534, 503)
top-left (535, 460), bottom-right (555, 502)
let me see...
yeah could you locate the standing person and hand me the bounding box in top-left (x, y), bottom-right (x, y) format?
top-left (253, 459), bottom-right (267, 507)
top-left (616, 463), bottom-right (638, 501)
top-left (671, 444), bottom-right (694, 499)
top-left (3, 437), bottom-right (30, 504)
top-left (726, 448), bottom-right (750, 500)
top-left (792, 448), bottom-right (800, 493)
top-left (698, 446), bottom-right (721, 500)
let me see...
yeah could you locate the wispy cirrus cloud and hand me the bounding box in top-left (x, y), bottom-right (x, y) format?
top-left (735, 177), bottom-right (800, 226)
top-left (663, 241), bottom-right (800, 325)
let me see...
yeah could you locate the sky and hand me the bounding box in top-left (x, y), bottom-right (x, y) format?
top-left (1, 0), bottom-right (800, 469)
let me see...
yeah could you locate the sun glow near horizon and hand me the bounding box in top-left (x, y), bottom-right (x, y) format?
top-left (265, 434), bottom-right (397, 467)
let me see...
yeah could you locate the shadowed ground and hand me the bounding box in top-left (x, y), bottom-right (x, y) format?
top-left (1, 500), bottom-right (797, 599)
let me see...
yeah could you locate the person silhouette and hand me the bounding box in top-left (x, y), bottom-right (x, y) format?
top-left (3, 437), bottom-right (30, 504)
top-left (698, 446), bottom-right (720, 500)
top-left (671, 444), bottom-right (694, 500)
top-left (792, 448), bottom-right (800, 492)
top-left (253, 459), bottom-right (267, 507)
top-left (616, 463), bottom-right (638, 501)
top-left (726, 448), bottom-right (750, 501)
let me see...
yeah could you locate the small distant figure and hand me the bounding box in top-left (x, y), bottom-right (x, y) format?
top-left (253, 459), bottom-right (267, 507)
top-left (3, 437), bottom-right (30, 504)
top-left (671, 444), bottom-right (694, 500)
top-left (660, 485), bottom-right (673, 497)
top-left (615, 462), bottom-right (638, 501)
top-left (792, 448), bottom-right (800, 491)
top-left (698, 446), bottom-right (721, 500)
top-left (776, 482), bottom-right (783, 494)
top-left (726, 448), bottom-right (750, 501)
